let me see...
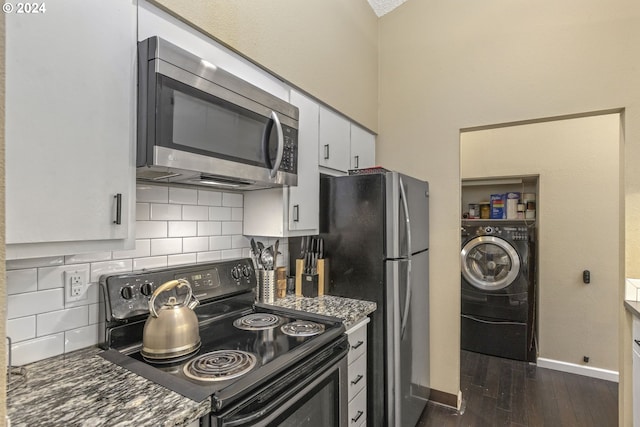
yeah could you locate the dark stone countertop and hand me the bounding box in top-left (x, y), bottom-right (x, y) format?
top-left (7, 347), bottom-right (210, 427)
top-left (267, 294), bottom-right (377, 329)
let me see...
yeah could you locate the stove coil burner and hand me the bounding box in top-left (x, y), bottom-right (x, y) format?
top-left (233, 313), bottom-right (283, 330)
top-left (183, 350), bottom-right (257, 382)
top-left (281, 320), bottom-right (325, 337)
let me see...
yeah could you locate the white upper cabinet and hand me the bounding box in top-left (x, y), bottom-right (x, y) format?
top-left (5, 0), bottom-right (137, 259)
top-left (350, 125), bottom-right (376, 170)
top-left (288, 91), bottom-right (320, 232)
top-left (318, 107), bottom-right (351, 173)
top-left (244, 90), bottom-right (320, 237)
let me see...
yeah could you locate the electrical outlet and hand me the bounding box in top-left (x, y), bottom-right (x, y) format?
top-left (65, 270), bottom-right (88, 303)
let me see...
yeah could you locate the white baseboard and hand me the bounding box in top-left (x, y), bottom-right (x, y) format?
top-left (536, 357), bottom-right (619, 382)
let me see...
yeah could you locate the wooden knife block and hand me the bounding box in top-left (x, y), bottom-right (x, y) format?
top-left (295, 258), bottom-right (328, 297)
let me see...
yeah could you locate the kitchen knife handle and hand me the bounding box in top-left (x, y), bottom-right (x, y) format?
top-left (113, 193), bottom-right (122, 225)
top-left (293, 204), bottom-right (299, 222)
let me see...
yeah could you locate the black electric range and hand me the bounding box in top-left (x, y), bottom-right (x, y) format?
top-left (98, 258), bottom-right (348, 424)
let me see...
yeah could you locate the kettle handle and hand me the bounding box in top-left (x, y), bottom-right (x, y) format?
top-left (148, 279), bottom-right (196, 318)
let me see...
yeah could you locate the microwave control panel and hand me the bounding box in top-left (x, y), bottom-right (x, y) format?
top-left (280, 127), bottom-right (298, 174)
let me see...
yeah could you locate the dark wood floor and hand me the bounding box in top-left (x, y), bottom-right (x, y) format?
top-left (416, 350), bottom-right (618, 427)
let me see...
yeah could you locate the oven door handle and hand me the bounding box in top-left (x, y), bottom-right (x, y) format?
top-left (220, 349), bottom-right (347, 426)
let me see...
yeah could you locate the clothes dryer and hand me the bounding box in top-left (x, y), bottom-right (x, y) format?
top-left (460, 221), bottom-right (536, 361)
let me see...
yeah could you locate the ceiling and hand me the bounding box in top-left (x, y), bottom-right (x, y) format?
top-left (367, 0), bottom-right (409, 17)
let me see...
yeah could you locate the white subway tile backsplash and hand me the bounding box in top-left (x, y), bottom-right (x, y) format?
top-left (38, 264), bottom-right (90, 291)
top-left (231, 235), bottom-right (250, 249)
top-left (198, 221), bottom-right (222, 236)
top-left (150, 204), bottom-right (182, 221)
top-left (183, 237), bottom-right (209, 253)
top-left (169, 187), bottom-right (198, 205)
top-left (136, 221), bottom-right (168, 239)
top-left (136, 184), bottom-right (168, 203)
top-left (112, 239), bottom-right (151, 260)
top-left (210, 236), bottom-right (232, 250)
top-left (7, 269), bottom-right (37, 295)
top-left (90, 260), bottom-right (133, 283)
top-left (222, 222), bottom-right (243, 235)
top-left (65, 324), bottom-right (101, 353)
top-left (7, 316), bottom-right (36, 342)
top-left (222, 249), bottom-right (243, 259)
top-left (11, 333), bottom-right (65, 366)
top-left (7, 256), bottom-right (64, 270)
top-left (64, 252), bottom-right (111, 264)
top-left (37, 306), bottom-right (89, 336)
top-left (183, 205), bottom-right (209, 221)
top-left (8, 289), bottom-right (64, 319)
top-left (232, 208), bottom-right (243, 221)
top-left (88, 303), bottom-right (100, 325)
top-left (197, 251), bottom-right (222, 263)
top-left (136, 203), bottom-right (150, 220)
top-left (151, 238), bottom-right (183, 256)
top-left (198, 189), bottom-right (222, 206)
top-left (133, 256), bottom-right (168, 271)
top-left (209, 207), bottom-right (232, 221)
top-left (168, 253), bottom-right (198, 266)
top-left (168, 221), bottom-right (197, 237)
top-left (5, 183), bottom-right (271, 365)
top-left (222, 192), bottom-right (243, 207)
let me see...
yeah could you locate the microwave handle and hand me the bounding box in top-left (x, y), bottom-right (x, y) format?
top-left (270, 111), bottom-right (285, 178)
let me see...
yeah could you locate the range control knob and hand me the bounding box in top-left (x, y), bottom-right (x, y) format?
top-left (231, 266), bottom-right (241, 280)
top-left (140, 282), bottom-right (153, 296)
top-left (120, 285), bottom-right (135, 300)
top-left (242, 265), bottom-right (252, 278)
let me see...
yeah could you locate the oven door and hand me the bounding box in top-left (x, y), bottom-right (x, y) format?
top-left (211, 344), bottom-right (348, 427)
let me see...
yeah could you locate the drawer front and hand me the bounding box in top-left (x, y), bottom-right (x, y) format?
top-left (348, 387), bottom-right (367, 427)
top-left (347, 321), bottom-right (368, 364)
top-left (348, 352), bottom-right (367, 402)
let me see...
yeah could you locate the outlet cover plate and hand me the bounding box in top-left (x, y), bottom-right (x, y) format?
top-left (64, 270), bottom-right (88, 303)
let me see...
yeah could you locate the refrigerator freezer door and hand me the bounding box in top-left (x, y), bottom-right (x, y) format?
top-left (385, 172), bottom-right (429, 259)
top-left (387, 253), bottom-right (430, 427)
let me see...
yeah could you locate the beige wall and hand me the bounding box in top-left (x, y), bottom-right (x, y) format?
top-left (378, 0), bottom-right (640, 422)
top-left (461, 114), bottom-right (620, 371)
top-left (150, 0), bottom-right (379, 132)
top-left (1, 9), bottom-right (5, 426)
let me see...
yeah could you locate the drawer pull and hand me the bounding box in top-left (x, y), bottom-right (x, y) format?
top-left (351, 340), bottom-right (364, 350)
top-left (351, 374), bottom-right (364, 385)
top-left (635, 339), bottom-right (640, 346)
top-left (351, 410), bottom-right (364, 424)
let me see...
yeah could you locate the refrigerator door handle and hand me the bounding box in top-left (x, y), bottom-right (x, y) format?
top-left (399, 177), bottom-right (412, 339)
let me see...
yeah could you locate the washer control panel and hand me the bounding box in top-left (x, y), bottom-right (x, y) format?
top-left (475, 225), bottom-right (531, 241)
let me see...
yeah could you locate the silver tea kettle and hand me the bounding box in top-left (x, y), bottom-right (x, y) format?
top-left (141, 279), bottom-right (201, 361)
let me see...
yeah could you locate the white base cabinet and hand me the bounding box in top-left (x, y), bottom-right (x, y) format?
top-left (346, 317), bottom-right (370, 427)
top-left (6, 0), bottom-right (137, 259)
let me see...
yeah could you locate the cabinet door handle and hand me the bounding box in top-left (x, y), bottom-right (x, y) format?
top-left (354, 155), bottom-right (359, 169)
top-left (635, 339), bottom-right (640, 346)
top-left (293, 204), bottom-right (300, 222)
top-left (113, 193), bottom-right (122, 225)
top-left (351, 410), bottom-right (364, 424)
top-left (324, 144), bottom-right (330, 160)
top-left (351, 340), bottom-right (364, 350)
top-left (350, 374), bottom-right (363, 385)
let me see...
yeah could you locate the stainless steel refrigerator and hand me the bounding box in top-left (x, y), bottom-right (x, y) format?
top-left (319, 170), bottom-right (430, 427)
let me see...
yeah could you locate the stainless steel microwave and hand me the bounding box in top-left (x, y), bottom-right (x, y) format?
top-left (137, 36), bottom-right (298, 189)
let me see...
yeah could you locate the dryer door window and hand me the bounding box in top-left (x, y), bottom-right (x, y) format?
top-left (461, 236), bottom-right (521, 291)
